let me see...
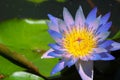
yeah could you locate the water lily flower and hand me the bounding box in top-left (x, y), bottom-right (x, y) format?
top-left (41, 6), bottom-right (120, 80)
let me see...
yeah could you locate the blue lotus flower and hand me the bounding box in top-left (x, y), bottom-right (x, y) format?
top-left (41, 6), bottom-right (120, 80)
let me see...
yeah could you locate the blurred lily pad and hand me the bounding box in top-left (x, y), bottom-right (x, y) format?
top-left (0, 19), bottom-right (58, 79)
top-left (27, 0), bottom-right (46, 3)
top-left (0, 19), bottom-right (53, 50)
top-left (56, 0), bottom-right (66, 3)
top-left (4, 71), bottom-right (43, 80)
top-left (111, 30), bottom-right (120, 40)
top-left (26, 0), bottom-right (66, 3)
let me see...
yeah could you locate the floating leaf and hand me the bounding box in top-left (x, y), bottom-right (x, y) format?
top-left (27, 0), bottom-right (46, 3)
top-left (0, 19), bottom-right (58, 79)
top-left (4, 71), bottom-right (43, 80)
top-left (56, 0), bottom-right (66, 3)
top-left (0, 44), bottom-right (40, 78)
top-left (26, 0), bottom-right (66, 3)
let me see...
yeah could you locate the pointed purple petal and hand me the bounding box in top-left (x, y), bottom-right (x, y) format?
top-left (48, 51), bottom-right (62, 58)
top-left (96, 32), bottom-right (110, 42)
top-left (86, 7), bottom-right (97, 25)
top-left (93, 47), bottom-right (107, 53)
top-left (47, 14), bottom-right (59, 32)
top-left (88, 17), bottom-right (100, 31)
top-left (63, 7), bottom-right (74, 29)
top-left (75, 6), bottom-right (85, 27)
top-left (66, 58), bottom-right (78, 67)
top-left (110, 42), bottom-right (120, 51)
top-left (41, 49), bottom-right (54, 58)
top-left (99, 40), bottom-right (120, 51)
top-left (99, 40), bottom-right (114, 48)
top-left (48, 43), bottom-right (64, 52)
top-left (62, 53), bottom-right (72, 59)
top-left (100, 12), bottom-right (111, 25)
top-left (90, 52), bottom-right (115, 61)
top-left (48, 30), bottom-right (62, 43)
top-left (90, 54), bottom-right (101, 60)
top-left (81, 56), bottom-right (89, 61)
top-left (47, 22), bottom-right (59, 32)
top-left (99, 52), bottom-right (115, 60)
top-left (75, 60), bottom-right (93, 80)
top-left (58, 19), bottom-right (68, 33)
top-left (51, 60), bottom-right (66, 75)
top-left (48, 14), bottom-right (58, 26)
top-left (97, 21), bottom-right (112, 34)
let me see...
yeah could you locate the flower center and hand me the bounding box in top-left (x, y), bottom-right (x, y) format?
top-left (62, 27), bottom-right (97, 58)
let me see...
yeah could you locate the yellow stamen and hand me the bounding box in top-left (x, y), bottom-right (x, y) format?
top-left (62, 27), bottom-right (96, 58)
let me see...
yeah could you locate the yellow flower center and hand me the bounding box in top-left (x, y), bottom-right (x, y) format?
top-left (62, 27), bottom-right (97, 58)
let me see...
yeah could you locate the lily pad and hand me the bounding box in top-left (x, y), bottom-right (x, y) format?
top-left (26, 0), bottom-right (66, 3)
top-left (27, 0), bottom-right (46, 3)
top-left (0, 19), bottom-right (58, 79)
top-left (4, 71), bottom-right (43, 80)
top-left (56, 0), bottom-right (66, 3)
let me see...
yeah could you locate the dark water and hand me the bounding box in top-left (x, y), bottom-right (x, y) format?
top-left (0, 0), bottom-right (120, 34)
top-left (0, 0), bottom-right (119, 24)
top-left (0, 0), bottom-right (120, 80)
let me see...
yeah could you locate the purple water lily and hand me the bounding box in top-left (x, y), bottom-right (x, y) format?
top-left (41, 6), bottom-right (120, 80)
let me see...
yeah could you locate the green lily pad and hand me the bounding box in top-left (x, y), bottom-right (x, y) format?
top-left (27, 0), bottom-right (46, 3)
top-left (0, 19), bottom-right (53, 50)
top-left (0, 19), bottom-right (59, 79)
top-left (4, 71), bottom-right (43, 80)
top-left (56, 0), bottom-right (66, 3)
top-left (26, 0), bottom-right (66, 3)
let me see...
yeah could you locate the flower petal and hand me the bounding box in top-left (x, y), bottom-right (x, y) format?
top-left (99, 40), bottom-right (120, 51)
top-left (100, 12), bottom-right (111, 25)
top-left (75, 60), bottom-right (93, 80)
top-left (90, 54), bottom-right (101, 60)
top-left (99, 52), bottom-right (115, 60)
top-left (63, 7), bottom-right (74, 29)
top-left (65, 58), bottom-right (78, 67)
top-left (48, 14), bottom-right (58, 26)
top-left (47, 22), bottom-right (59, 32)
top-left (97, 21), bottom-right (112, 34)
top-left (88, 17), bottom-right (100, 32)
top-left (51, 60), bottom-right (66, 75)
top-left (90, 52), bottom-right (115, 60)
top-left (96, 32), bottom-right (110, 42)
top-left (41, 49), bottom-right (54, 58)
top-left (47, 14), bottom-right (59, 32)
top-left (48, 43), bottom-right (63, 51)
top-left (75, 6), bottom-right (85, 27)
top-left (99, 40), bottom-right (113, 48)
top-left (93, 47), bottom-right (107, 53)
top-left (86, 7), bottom-right (97, 25)
top-left (48, 30), bottom-right (62, 43)
top-left (58, 19), bottom-right (68, 33)
top-left (48, 51), bottom-right (62, 58)
top-left (81, 56), bottom-right (90, 61)
top-left (110, 42), bottom-right (120, 51)
top-left (62, 53), bottom-right (72, 59)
